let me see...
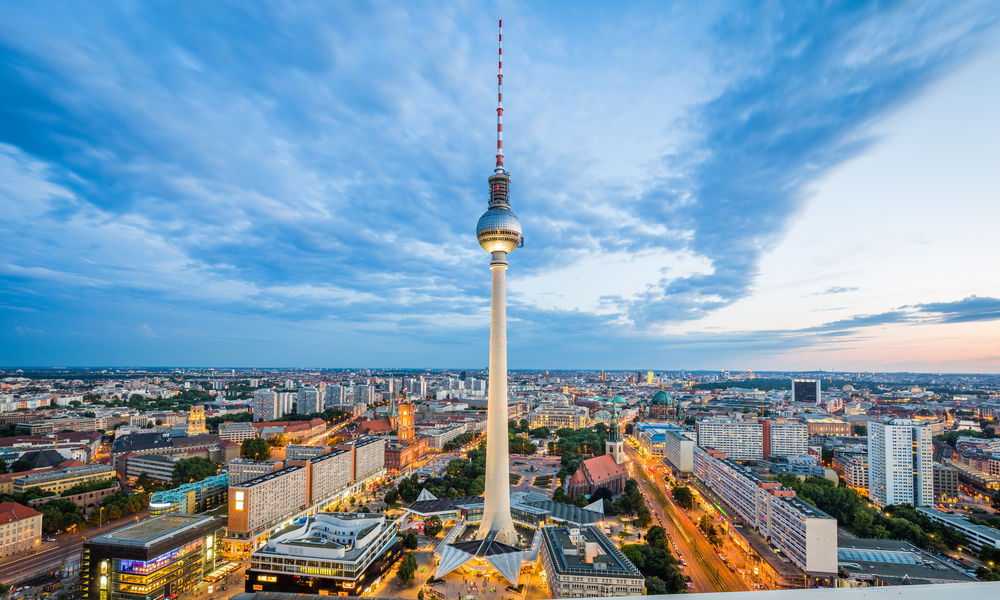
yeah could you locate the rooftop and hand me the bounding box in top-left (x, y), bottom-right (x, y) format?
top-left (837, 538), bottom-right (975, 585)
top-left (542, 526), bottom-right (642, 579)
top-left (94, 514), bottom-right (218, 548)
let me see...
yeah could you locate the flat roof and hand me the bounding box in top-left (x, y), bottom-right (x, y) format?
top-left (94, 514), bottom-right (217, 548)
top-left (837, 538), bottom-right (975, 584)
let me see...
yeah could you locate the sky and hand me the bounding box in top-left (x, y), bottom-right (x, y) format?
top-left (2, 1), bottom-right (1000, 372)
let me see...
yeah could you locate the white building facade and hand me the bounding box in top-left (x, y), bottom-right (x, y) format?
top-left (867, 419), bottom-right (933, 509)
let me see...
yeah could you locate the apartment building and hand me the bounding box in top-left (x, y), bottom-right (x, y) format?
top-left (228, 467), bottom-right (309, 544)
top-left (336, 436), bottom-right (386, 482)
top-left (696, 419), bottom-right (764, 460)
top-left (306, 449), bottom-right (353, 506)
top-left (0, 502), bottom-right (41, 558)
top-left (867, 419), bottom-right (932, 509)
top-left (296, 387), bottom-right (321, 415)
top-left (325, 384), bottom-right (347, 407)
top-left (285, 445), bottom-right (327, 461)
top-left (832, 451), bottom-right (868, 493)
top-left (354, 384), bottom-right (374, 406)
top-left (693, 446), bottom-right (838, 578)
top-left (252, 389), bottom-right (278, 421)
top-left (761, 420), bottom-right (808, 458)
top-left (227, 459), bottom-right (284, 486)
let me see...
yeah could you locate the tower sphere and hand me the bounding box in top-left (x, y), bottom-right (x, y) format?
top-left (476, 208), bottom-right (522, 253)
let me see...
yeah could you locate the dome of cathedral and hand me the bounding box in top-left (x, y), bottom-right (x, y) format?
top-left (651, 390), bottom-right (673, 405)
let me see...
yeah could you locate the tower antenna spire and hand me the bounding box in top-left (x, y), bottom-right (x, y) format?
top-left (496, 18), bottom-right (504, 171)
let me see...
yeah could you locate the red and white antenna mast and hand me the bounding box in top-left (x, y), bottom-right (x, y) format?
top-left (495, 18), bottom-right (504, 171)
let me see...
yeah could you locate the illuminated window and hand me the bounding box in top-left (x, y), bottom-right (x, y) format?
top-left (235, 491), bottom-right (244, 501)
top-left (99, 576), bottom-right (108, 590)
top-left (235, 501), bottom-right (244, 511)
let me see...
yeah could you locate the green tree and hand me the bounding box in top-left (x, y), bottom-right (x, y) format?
top-left (992, 491), bottom-right (1000, 511)
top-left (241, 438), bottom-right (271, 461)
top-left (171, 457), bottom-right (218, 486)
top-left (853, 424), bottom-right (867, 437)
top-left (397, 554), bottom-right (417, 584)
top-left (401, 531), bottom-right (419, 550)
top-left (636, 506), bottom-right (652, 528)
top-left (644, 576), bottom-right (665, 595)
top-left (0, 460), bottom-right (7, 475)
top-left (624, 423), bottom-right (634, 435)
top-left (671, 486), bottom-right (694, 510)
top-left (11, 460), bottom-right (32, 473)
top-left (853, 510), bottom-right (873, 536)
top-left (424, 515), bottom-right (443, 537)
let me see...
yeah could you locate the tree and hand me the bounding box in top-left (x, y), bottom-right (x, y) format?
top-left (397, 554), bottom-right (417, 584)
top-left (671, 486), bottom-right (694, 510)
top-left (853, 510), bottom-right (873, 536)
top-left (853, 424), bottom-right (867, 437)
top-left (624, 423), bottom-right (634, 435)
top-left (636, 506), bottom-right (652, 528)
top-left (418, 590), bottom-right (425, 600)
top-left (574, 494), bottom-right (590, 508)
top-left (424, 516), bottom-right (443, 537)
top-left (644, 576), bottom-right (665, 595)
top-left (171, 457), bottom-right (218, 486)
top-left (268, 434), bottom-right (288, 448)
top-left (992, 491), bottom-right (1000, 511)
top-left (0, 460), bottom-right (7, 475)
top-left (11, 460), bottom-right (32, 473)
top-left (384, 488), bottom-right (400, 506)
top-left (401, 531), bottom-right (419, 550)
top-left (241, 438), bottom-right (271, 461)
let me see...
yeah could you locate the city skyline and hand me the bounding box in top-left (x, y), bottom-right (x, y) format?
top-left (3, 3), bottom-right (1000, 371)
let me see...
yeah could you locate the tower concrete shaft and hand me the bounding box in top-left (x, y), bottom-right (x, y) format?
top-left (476, 252), bottom-right (517, 545)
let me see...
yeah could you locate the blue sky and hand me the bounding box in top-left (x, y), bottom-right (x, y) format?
top-left (2, 1), bottom-right (1000, 371)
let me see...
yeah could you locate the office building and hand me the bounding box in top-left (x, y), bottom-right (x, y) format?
top-left (0, 502), bottom-right (41, 558)
top-left (285, 445), bottom-right (327, 461)
top-left (791, 379), bottom-right (821, 404)
top-left (868, 419), bottom-right (932, 509)
top-left (297, 387), bottom-right (321, 415)
top-left (802, 417), bottom-right (852, 437)
top-left (354, 384), bottom-right (374, 406)
top-left (539, 526), bottom-right (645, 598)
top-left (527, 400), bottom-right (589, 430)
top-left (149, 473), bottom-right (228, 515)
top-left (662, 429), bottom-right (695, 475)
top-left (219, 421), bottom-right (256, 443)
top-left (252, 389), bottom-right (278, 422)
top-left (917, 507), bottom-right (1000, 552)
top-left (13, 463), bottom-right (116, 494)
top-left (81, 514), bottom-right (223, 600)
top-left (933, 462), bottom-right (959, 504)
top-left (246, 513), bottom-right (403, 596)
top-left (124, 454), bottom-right (185, 483)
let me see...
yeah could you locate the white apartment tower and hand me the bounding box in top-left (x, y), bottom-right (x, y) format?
top-left (354, 384), bottom-right (374, 406)
top-left (252, 389), bottom-right (278, 422)
top-left (868, 419), bottom-right (933, 509)
top-left (325, 384), bottom-right (346, 407)
top-left (297, 387), bottom-right (321, 415)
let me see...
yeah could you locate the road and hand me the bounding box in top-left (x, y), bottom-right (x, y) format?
top-left (0, 508), bottom-right (151, 584)
top-left (624, 444), bottom-right (749, 594)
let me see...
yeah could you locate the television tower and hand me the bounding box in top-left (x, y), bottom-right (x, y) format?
top-left (475, 17), bottom-right (521, 545)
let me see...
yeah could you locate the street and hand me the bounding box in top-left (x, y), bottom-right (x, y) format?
top-left (624, 443), bottom-right (750, 593)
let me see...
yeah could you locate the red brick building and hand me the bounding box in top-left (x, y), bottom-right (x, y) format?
top-left (567, 454), bottom-right (628, 499)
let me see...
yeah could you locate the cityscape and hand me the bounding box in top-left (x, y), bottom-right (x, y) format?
top-left (2, 3), bottom-right (1000, 600)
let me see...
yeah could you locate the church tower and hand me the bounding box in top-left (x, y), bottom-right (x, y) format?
top-left (606, 401), bottom-right (624, 465)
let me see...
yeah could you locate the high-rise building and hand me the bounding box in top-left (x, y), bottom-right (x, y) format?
top-left (646, 371), bottom-right (654, 384)
top-left (325, 384), bottom-right (346, 407)
top-left (868, 419), bottom-right (933, 508)
top-left (252, 389), bottom-right (278, 422)
top-left (695, 419), bottom-right (764, 460)
top-left (761, 419), bottom-right (809, 458)
top-left (792, 378), bottom-right (821, 404)
top-left (297, 387), bottom-right (321, 415)
top-left (354, 384), bottom-right (374, 406)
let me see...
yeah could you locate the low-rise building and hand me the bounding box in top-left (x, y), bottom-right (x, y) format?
top-left (539, 526), bottom-right (645, 598)
top-left (246, 512), bottom-right (402, 596)
top-left (527, 401), bottom-right (589, 430)
top-left (219, 422), bottom-right (256, 443)
top-left (12, 463), bottom-right (116, 494)
top-left (150, 473), bottom-right (228, 515)
top-left (917, 507), bottom-right (1000, 552)
top-left (0, 502), bottom-right (42, 558)
top-left (567, 455), bottom-right (627, 499)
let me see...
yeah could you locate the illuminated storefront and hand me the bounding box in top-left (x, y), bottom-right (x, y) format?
top-left (82, 514), bottom-right (224, 600)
